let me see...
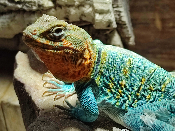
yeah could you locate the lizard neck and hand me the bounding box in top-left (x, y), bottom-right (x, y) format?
top-left (31, 43), bottom-right (97, 83)
top-left (74, 47), bottom-right (102, 93)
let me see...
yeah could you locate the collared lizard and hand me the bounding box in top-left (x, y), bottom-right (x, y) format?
top-left (23, 14), bottom-right (175, 131)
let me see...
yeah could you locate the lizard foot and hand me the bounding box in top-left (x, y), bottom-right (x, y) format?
top-left (55, 100), bottom-right (98, 122)
top-left (42, 71), bottom-right (76, 100)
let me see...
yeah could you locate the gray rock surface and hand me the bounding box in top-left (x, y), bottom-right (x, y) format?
top-left (0, 0), bottom-right (134, 50)
top-left (13, 51), bottom-right (129, 131)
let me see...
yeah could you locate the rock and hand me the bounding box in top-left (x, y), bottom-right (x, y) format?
top-left (0, 75), bottom-right (12, 131)
top-left (0, 0), bottom-right (135, 50)
top-left (0, 73), bottom-right (25, 131)
top-left (13, 51), bottom-right (129, 131)
top-left (1, 83), bottom-right (25, 131)
top-left (93, 0), bottom-right (117, 29)
top-left (0, 0), bottom-right (54, 12)
top-left (113, 0), bottom-right (135, 45)
top-left (0, 12), bottom-right (43, 38)
top-left (107, 30), bottom-right (123, 47)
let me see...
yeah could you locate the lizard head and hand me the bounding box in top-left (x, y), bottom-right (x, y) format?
top-left (23, 14), bottom-right (96, 83)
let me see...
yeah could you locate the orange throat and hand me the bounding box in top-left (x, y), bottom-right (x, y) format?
top-left (32, 47), bottom-right (96, 83)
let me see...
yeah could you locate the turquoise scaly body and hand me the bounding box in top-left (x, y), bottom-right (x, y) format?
top-left (23, 14), bottom-right (175, 131)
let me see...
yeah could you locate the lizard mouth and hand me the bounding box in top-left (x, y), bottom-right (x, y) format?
top-left (34, 42), bottom-right (76, 52)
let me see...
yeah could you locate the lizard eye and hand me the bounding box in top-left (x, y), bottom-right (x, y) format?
top-left (46, 27), bottom-right (64, 42)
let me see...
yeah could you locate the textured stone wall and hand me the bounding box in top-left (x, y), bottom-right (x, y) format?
top-left (0, 0), bottom-right (135, 50)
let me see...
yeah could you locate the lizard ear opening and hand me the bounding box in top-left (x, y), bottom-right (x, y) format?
top-left (46, 26), bottom-right (64, 42)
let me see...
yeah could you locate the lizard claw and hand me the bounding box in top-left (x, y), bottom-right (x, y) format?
top-left (54, 104), bottom-right (70, 112)
top-left (42, 71), bottom-right (76, 101)
top-left (54, 100), bottom-right (76, 114)
top-left (65, 99), bottom-right (74, 108)
top-left (42, 71), bottom-right (65, 85)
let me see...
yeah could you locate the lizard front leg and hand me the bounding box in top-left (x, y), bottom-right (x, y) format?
top-left (42, 72), bottom-right (99, 122)
top-left (42, 71), bottom-right (75, 100)
top-left (65, 86), bottom-right (99, 122)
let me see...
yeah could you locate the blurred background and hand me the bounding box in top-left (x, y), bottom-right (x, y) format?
top-left (129, 0), bottom-right (175, 71)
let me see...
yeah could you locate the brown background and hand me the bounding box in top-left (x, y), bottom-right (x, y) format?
top-left (128, 0), bottom-right (175, 71)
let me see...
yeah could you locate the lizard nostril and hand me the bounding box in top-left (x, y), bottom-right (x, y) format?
top-left (32, 29), bottom-right (37, 35)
